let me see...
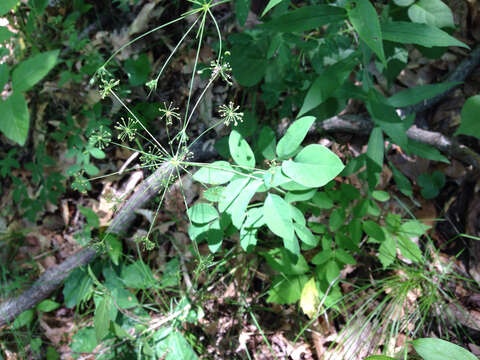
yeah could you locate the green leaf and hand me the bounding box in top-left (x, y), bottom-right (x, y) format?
top-left (223, 178), bottom-right (262, 228)
top-left (282, 144), bottom-right (344, 188)
top-left (121, 261), bottom-right (155, 289)
top-left (261, 0), bottom-right (284, 17)
top-left (264, 193), bottom-right (295, 241)
top-left (94, 296), bottom-right (111, 342)
top-left (229, 129), bottom-right (255, 168)
top-left (231, 40), bottom-right (267, 87)
top-left (407, 140), bottom-right (449, 163)
top-left (378, 232), bottom-right (396, 267)
top-left (363, 220), bottom-right (385, 241)
top-left (412, 338), bottom-right (477, 360)
top-left (294, 223), bottom-right (318, 246)
top-left (0, 27), bottom-right (15, 42)
top-left (298, 56), bottom-right (357, 117)
top-left (235, 0), bottom-right (251, 26)
top-left (408, 0), bottom-right (455, 28)
top-left (325, 259), bottom-right (340, 283)
top-left (105, 234), bottom-right (122, 266)
top-left (397, 234), bottom-right (423, 263)
top-left (263, 248), bottom-right (309, 275)
top-left (155, 329), bottom-right (199, 360)
top-left (187, 203), bottom-right (218, 224)
top-left (367, 91), bottom-right (408, 148)
top-left (267, 274), bottom-right (309, 304)
top-left (124, 53), bottom-right (150, 86)
top-left (381, 22), bottom-right (469, 49)
top-left (0, 64), bottom-right (9, 91)
top-left (372, 190), bottom-right (390, 202)
top-left (366, 126), bottom-right (384, 189)
top-left (276, 116), bottom-right (315, 158)
top-left (63, 268), bottom-right (93, 308)
top-left (0, 92), bottom-right (29, 146)
top-left (12, 50), bottom-right (60, 92)
top-left (202, 186), bottom-right (224, 202)
top-left (400, 220), bottom-right (431, 237)
top-left (387, 82), bottom-right (461, 107)
top-left (37, 299), bottom-right (60, 312)
top-left (393, 0), bottom-right (414, 6)
top-left (193, 161), bottom-right (235, 185)
top-left (256, 125), bottom-right (276, 160)
top-left (418, 171), bottom-right (445, 199)
top-left (262, 5), bottom-right (346, 32)
top-left (329, 208), bottom-right (345, 232)
top-left (12, 309), bottom-right (34, 329)
top-left (455, 95), bottom-right (480, 140)
top-left (71, 327), bottom-right (98, 354)
top-left (348, 0), bottom-right (385, 65)
top-left (0, 0), bottom-right (17, 16)
top-left (89, 147), bottom-right (105, 159)
top-left (335, 249), bottom-right (356, 265)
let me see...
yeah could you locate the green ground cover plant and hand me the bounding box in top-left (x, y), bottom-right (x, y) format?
top-left (2, 0), bottom-right (480, 358)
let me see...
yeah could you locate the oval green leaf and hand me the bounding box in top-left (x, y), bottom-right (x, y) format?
top-left (12, 50), bottom-right (60, 92)
top-left (281, 144), bottom-right (344, 188)
top-left (187, 203), bottom-right (218, 224)
top-left (193, 161), bottom-right (235, 185)
top-left (229, 130), bottom-right (255, 168)
top-left (408, 0), bottom-right (455, 29)
top-left (263, 193), bottom-right (294, 241)
top-left (412, 338), bottom-right (477, 360)
top-left (276, 116), bottom-right (315, 159)
top-left (0, 92), bottom-right (29, 146)
top-left (455, 95), bottom-right (480, 140)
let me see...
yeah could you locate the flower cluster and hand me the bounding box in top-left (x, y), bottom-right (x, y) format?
top-left (115, 117), bottom-right (137, 142)
top-left (159, 102), bottom-right (181, 126)
top-left (218, 102), bottom-right (243, 126)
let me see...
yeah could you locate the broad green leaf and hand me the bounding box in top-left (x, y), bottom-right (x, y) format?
top-left (89, 147), bottom-right (105, 159)
top-left (235, 0), bottom-right (251, 26)
top-left (121, 261), bottom-right (155, 289)
top-left (367, 91), bottom-right (408, 148)
top-left (372, 190), bottom-right (390, 202)
top-left (348, 0), bottom-right (385, 65)
top-left (282, 144), bottom-right (344, 188)
top-left (261, 0), bottom-right (284, 17)
top-left (418, 171), bottom-right (445, 199)
top-left (312, 192), bottom-right (333, 209)
top-left (400, 220), bottom-right (431, 237)
top-left (276, 116), bottom-right (315, 158)
top-left (263, 248), bottom-right (309, 275)
top-left (298, 56), bottom-right (357, 117)
top-left (0, 27), bottom-right (15, 42)
top-left (329, 208), bottom-right (345, 232)
top-left (264, 193), bottom-right (294, 241)
top-left (12, 50), bottom-right (60, 92)
top-left (389, 161), bottom-right (413, 197)
top-left (225, 178), bottom-right (262, 228)
top-left (124, 53), bottom-right (150, 86)
top-left (407, 140), bottom-right (449, 163)
top-left (363, 220), bottom-right (385, 241)
top-left (0, 92), bottom-right (29, 146)
top-left (71, 327), bottom-right (98, 354)
top-left (267, 274), bottom-right (309, 304)
top-left (0, 64), bottom-right (9, 92)
top-left (202, 186), bottom-right (224, 202)
top-left (243, 207), bottom-right (265, 228)
top-left (111, 287), bottom-right (139, 309)
top-left (300, 278), bottom-right (320, 318)
top-left (12, 309), bottom-right (34, 329)
top-left (381, 22), bottom-right (469, 49)
top-left (155, 330), bottom-right (199, 360)
top-left (387, 82), bottom-right (461, 107)
top-left (412, 338), bottom-right (477, 360)
top-left (393, 0), bottom-right (414, 5)
top-left (455, 95), bottom-right (480, 140)
top-left (294, 223), bottom-right (318, 246)
top-left (229, 130), bottom-right (255, 168)
top-left (193, 161), bottom-right (235, 185)
top-left (256, 125), bottom-right (276, 160)
top-left (94, 296), bottom-right (111, 342)
top-left (335, 249), bottom-right (357, 265)
top-left (285, 188), bottom-right (316, 203)
top-left (325, 259), bottom-right (340, 283)
top-left (378, 232), bottom-right (396, 267)
top-left (187, 203), bottom-right (218, 224)
top-left (105, 234), bottom-right (122, 266)
top-left (231, 41), bottom-right (267, 87)
top-left (63, 268), bottom-right (93, 308)
top-left (408, 0), bottom-right (455, 29)
top-left (397, 234), bottom-right (423, 263)
top-left (0, 0), bottom-right (17, 16)
top-left (366, 127), bottom-right (384, 189)
top-left (240, 227), bottom-right (258, 251)
top-left (37, 299), bottom-right (60, 312)
top-left (218, 177), bottom-right (249, 213)
top-left (262, 5), bottom-right (346, 32)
